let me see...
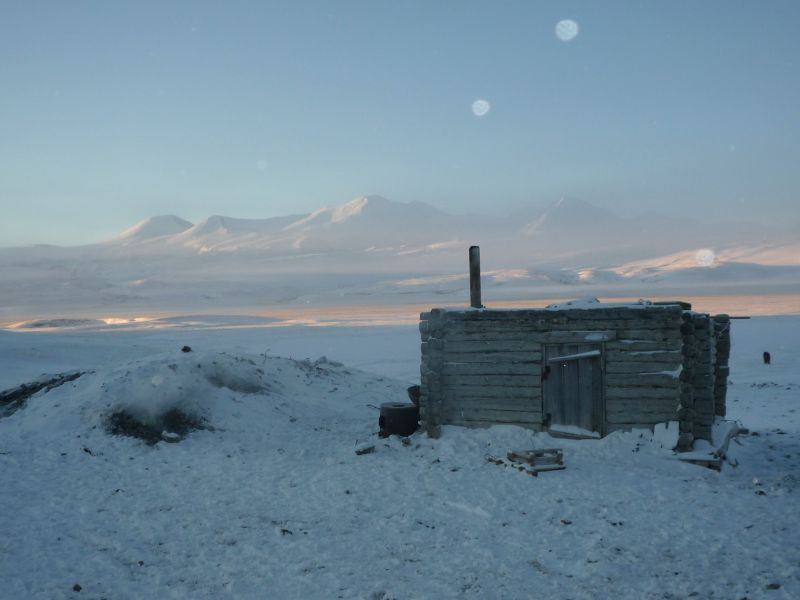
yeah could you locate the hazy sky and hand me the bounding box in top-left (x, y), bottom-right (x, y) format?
top-left (1, 1), bottom-right (799, 246)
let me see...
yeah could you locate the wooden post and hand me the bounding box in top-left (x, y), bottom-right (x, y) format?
top-left (469, 245), bottom-right (482, 309)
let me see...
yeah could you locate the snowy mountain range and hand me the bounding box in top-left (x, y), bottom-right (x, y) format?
top-left (83, 194), bottom-right (795, 261)
top-left (0, 195), bottom-right (798, 320)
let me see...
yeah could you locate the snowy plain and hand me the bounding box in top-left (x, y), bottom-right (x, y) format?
top-left (0, 312), bottom-right (798, 599)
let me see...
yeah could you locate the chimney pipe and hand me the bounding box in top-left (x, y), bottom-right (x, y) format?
top-left (469, 245), bottom-right (482, 308)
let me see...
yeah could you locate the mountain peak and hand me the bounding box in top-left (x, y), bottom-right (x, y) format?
top-left (111, 215), bottom-right (194, 243)
top-left (522, 197), bottom-right (620, 236)
top-left (548, 196), bottom-right (607, 213)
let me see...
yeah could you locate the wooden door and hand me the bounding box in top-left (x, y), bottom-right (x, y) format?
top-left (543, 344), bottom-right (604, 435)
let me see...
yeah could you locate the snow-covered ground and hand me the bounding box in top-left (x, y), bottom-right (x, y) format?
top-left (1, 316), bottom-right (798, 599)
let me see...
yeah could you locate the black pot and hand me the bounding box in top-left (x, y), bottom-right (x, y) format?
top-left (378, 402), bottom-right (419, 437)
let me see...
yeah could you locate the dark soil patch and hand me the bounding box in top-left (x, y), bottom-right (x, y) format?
top-left (107, 408), bottom-right (206, 445)
top-left (0, 372), bottom-right (84, 419)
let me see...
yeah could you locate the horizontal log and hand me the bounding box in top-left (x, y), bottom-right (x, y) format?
top-left (615, 329), bottom-right (682, 341)
top-left (442, 351), bottom-right (542, 363)
top-left (606, 423), bottom-right (657, 434)
top-left (441, 331), bottom-right (540, 342)
top-left (605, 350), bottom-right (683, 363)
top-left (442, 397), bottom-right (542, 413)
top-left (442, 327), bottom-right (615, 343)
top-left (606, 373), bottom-right (681, 388)
top-left (438, 307), bottom-right (682, 322)
top-left (606, 399), bottom-right (678, 412)
top-left (441, 408), bottom-right (543, 424)
top-left (442, 362), bottom-right (542, 376)
top-left (607, 412), bottom-right (675, 424)
top-left (442, 374), bottom-right (541, 388)
top-left (438, 327), bottom-right (613, 341)
top-left (606, 340), bottom-right (682, 352)
top-left (605, 361), bottom-right (682, 375)
top-left (443, 316), bottom-right (680, 328)
top-left (444, 386), bottom-right (539, 401)
top-left (444, 332), bottom-right (615, 344)
top-left (440, 384), bottom-right (541, 401)
top-left (561, 321), bottom-right (678, 332)
top-left (445, 319), bottom-right (678, 336)
top-left (443, 340), bottom-right (543, 353)
top-left (606, 398), bottom-right (679, 414)
top-left (443, 419), bottom-right (542, 430)
top-left (541, 330), bottom-right (617, 342)
top-left (605, 386), bottom-right (680, 400)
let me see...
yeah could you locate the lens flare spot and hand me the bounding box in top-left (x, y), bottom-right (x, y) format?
top-left (471, 99), bottom-right (490, 117)
top-left (555, 19), bottom-right (579, 42)
top-left (696, 248), bottom-right (716, 267)
top-left (256, 159), bottom-right (268, 171)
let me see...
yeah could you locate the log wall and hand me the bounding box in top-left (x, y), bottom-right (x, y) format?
top-left (419, 305), bottom-right (685, 437)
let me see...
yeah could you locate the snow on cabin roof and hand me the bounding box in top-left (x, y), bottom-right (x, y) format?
top-left (435, 298), bottom-right (689, 314)
top-left (544, 298), bottom-right (655, 310)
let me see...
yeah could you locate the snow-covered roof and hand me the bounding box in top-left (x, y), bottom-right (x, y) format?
top-left (436, 298), bottom-right (689, 314)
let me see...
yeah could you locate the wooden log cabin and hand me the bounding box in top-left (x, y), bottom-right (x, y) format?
top-left (418, 299), bottom-right (731, 451)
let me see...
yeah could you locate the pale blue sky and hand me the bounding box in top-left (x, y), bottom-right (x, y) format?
top-left (1, 1), bottom-right (798, 246)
